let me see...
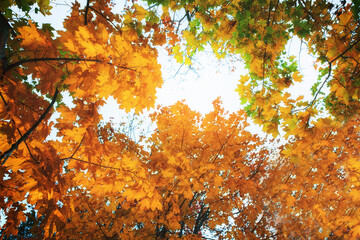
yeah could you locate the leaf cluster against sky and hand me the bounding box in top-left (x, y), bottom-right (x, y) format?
top-left (0, 0), bottom-right (360, 239)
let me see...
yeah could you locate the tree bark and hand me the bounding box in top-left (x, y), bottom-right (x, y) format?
top-left (0, 13), bottom-right (10, 62)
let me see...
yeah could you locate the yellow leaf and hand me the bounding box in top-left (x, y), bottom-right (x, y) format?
top-left (28, 190), bottom-right (44, 205)
top-left (351, 225), bottom-right (360, 238)
top-left (134, 4), bottom-right (147, 21)
top-left (140, 197), bottom-right (151, 209)
top-left (292, 71), bottom-right (303, 82)
top-left (335, 86), bottom-right (349, 105)
top-left (150, 198), bottom-right (163, 211)
top-left (349, 189), bottom-right (360, 201)
top-left (339, 11), bottom-right (352, 26)
top-left (213, 175), bottom-right (223, 187)
top-left (286, 195), bottom-right (296, 207)
top-left (16, 21), bottom-right (50, 49)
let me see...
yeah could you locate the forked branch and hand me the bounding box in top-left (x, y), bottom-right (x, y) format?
top-left (0, 88), bottom-right (59, 165)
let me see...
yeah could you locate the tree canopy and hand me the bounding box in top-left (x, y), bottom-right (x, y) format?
top-left (0, 0), bottom-right (360, 239)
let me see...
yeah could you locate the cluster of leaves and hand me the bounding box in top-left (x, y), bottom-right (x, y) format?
top-left (0, 0), bottom-right (360, 239)
top-left (150, 0), bottom-right (360, 135)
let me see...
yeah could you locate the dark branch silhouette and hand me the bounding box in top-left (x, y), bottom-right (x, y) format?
top-left (84, 0), bottom-right (91, 25)
top-left (330, 37), bottom-right (360, 64)
top-left (0, 88), bottom-right (59, 165)
top-left (89, 6), bottom-right (123, 33)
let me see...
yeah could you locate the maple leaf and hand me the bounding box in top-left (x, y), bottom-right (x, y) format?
top-left (2, 0), bottom-right (360, 239)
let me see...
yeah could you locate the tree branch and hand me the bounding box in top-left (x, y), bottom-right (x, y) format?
top-left (89, 7), bottom-right (123, 33)
top-left (330, 37), bottom-right (360, 64)
top-left (0, 13), bottom-right (11, 62)
top-left (305, 37), bottom-right (360, 109)
top-left (83, 195), bottom-right (110, 240)
top-left (210, 127), bottom-right (237, 163)
top-left (308, 62), bottom-right (332, 108)
top-left (16, 128), bottom-right (40, 164)
top-left (1, 88), bottom-right (59, 165)
top-left (61, 156), bottom-right (137, 176)
top-left (248, 156), bottom-right (265, 179)
top-left (298, 0), bottom-right (318, 23)
top-left (71, 134), bottom-right (86, 158)
top-left (193, 204), bottom-right (210, 234)
top-left (3, 57), bottom-right (136, 74)
top-left (84, 0), bottom-right (91, 25)
top-left (0, 90), bottom-right (40, 164)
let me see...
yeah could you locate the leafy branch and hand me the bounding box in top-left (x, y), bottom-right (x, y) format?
top-left (0, 88), bottom-right (59, 165)
top-left (306, 37), bottom-right (360, 109)
top-left (3, 57), bottom-right (137, 74)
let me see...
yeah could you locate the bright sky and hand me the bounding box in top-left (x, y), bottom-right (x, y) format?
top-left (30, 1), bottom-right (243, 112)
top-left (1, 0), bottom-right (322, 228)
top-left (27, 0), bottom-right (319, 137)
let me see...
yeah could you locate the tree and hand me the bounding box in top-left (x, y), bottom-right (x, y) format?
top-left (55, 99), bottom-right (273, 239)
top-left (0, 0), bottom-right (162, 237)
top-left (148, 0), bottom-right (360, 134)
top-left (1, 210), bottom-right (45, 239)
top-left (1, 0), bottom-right (360, 239)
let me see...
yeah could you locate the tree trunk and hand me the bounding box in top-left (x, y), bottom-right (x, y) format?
top-left (0, 13), bottom-right (10, 61)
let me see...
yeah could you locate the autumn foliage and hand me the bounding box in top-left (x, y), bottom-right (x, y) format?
top-left (0, 0), bottom-right (360, 239)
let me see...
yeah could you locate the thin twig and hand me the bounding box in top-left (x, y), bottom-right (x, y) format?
top-left (16, 129), bottom-right (40, 164)
top-left (330, 37), bottom-right (360, 64)
top-left (308, 62), bottom-right (332, 108)
top-left (61, 156), bottom-right (136, 175)
top-left (248, 157), bottom-right (265, 179)
top-left (210, 127), bottom-right (237, 164)
top-left (1, 88), bottom-right (59, 165)
top-left (71, 134), bottom-right (86, 158)
top-left (89, 7), bottom-right (123, 33)
top-left (298, 0), bottom-right (318, 23)
top-left (17, 100), bottom-right (42, 115)
top-left (83, 195), bottom-right (110, 240)
top-left (3, 57), bottom-right (136, 74)
top-left (0, 89), bottom-right (39, 164)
